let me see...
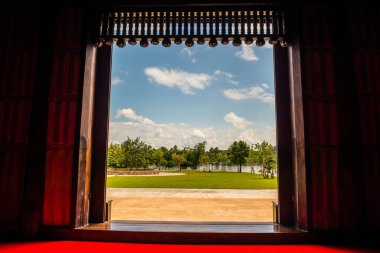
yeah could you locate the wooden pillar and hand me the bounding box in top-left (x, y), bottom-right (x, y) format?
top-left (89, 45), bottom-right (112, 223)
top-left (273, 44), bottom-right (295, 227)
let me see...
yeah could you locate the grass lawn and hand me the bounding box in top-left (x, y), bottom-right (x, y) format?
top-left (107, 171), bottom-right (277, 189)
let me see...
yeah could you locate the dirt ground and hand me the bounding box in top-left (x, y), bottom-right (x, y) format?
top-left (107, 188), bottom-right (277, 222)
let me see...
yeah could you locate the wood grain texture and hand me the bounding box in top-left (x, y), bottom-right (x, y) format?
top-left (43, 149), bottom-right (74, 225)
top-left (42, 9), bottom-right (85, 226)
top-left (89, 45), bottom-right (112, 224)
top-left (288, 38), bottom-right (308, 230)
top-left (72, 39), bottom-right (97, 228)
top-left (300, 5), bottom-right (380, 231)
top-left (273, 45), bottom-right (294, 227)
top-left (301, 5), bottom-right (347, 231)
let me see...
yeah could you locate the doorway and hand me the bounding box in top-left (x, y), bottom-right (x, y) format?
top-left (106, 42), bottom-right (278, 222)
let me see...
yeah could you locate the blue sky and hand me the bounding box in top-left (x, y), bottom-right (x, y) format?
top-left (109, 42), bottom-right (276, 149)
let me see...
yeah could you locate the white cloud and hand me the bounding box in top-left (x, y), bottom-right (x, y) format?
top-left (155, 128), bottom-right (172, 138)
top-left (235, 44), bottom-right (259, 61)
top-left (116, 108), bottom-right (155, 125)
top-left (180, 48), bottom-right (197, 64)
top-left (109, 108), bottom-right (275, 149)
top-left (214, 70), bottom-right (239, 85)
top-left (111, 76), bottom-right (123, 85)
top-left (180, 48), bottom-right (193, 57)
top-left (144, 67), bottom-right (214, 95)
top-left (192, 129), bottom-right (206, 139)
top-left (109, 121), bottom-right (275, 150)
top-left (224, 112), bottom-right (252, 129)
top-left (155, 128), bottom-right (164, 138)
top-left (223, 84), bottom-right (275, 105)
top-left (237, 126), bottom-right (275, 145)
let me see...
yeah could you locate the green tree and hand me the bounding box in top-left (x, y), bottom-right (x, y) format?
top-left (172, 153), bottom-right (187, 171)
top-left (227, 140), bottom-right (250, 173)
top-left (150, 148), bottom-right (166, 169)
top-left (254, 141), bottom-right (277, 178)
top-left (246, 148), bottom-right (260, 174)
top-left (181, 147), bottom-right (192, 169)
top-left (120, 137), bottom-right (152, 169)
top-left (216, 151), bottom-right (229, 171)
top-left (107, 143), bottom-right (123, 168)
top-left (199, 152), bottom-right (211, 172)
top-left (208, 147), bottom-right (221, 169)
top-left (187, 141), bottom-right (206, 169)
top-left (162, 146), bottom-right (172, 167)
top-left (266, 156), bottom-right (277, 178)
top-left (166, 160), bottom-right (175, 168)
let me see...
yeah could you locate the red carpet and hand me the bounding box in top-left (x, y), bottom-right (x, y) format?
top-left (0, 241), bottom-right (378, 253)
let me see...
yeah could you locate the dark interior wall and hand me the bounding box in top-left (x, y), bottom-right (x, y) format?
top-left (300, 5), bottom-right (380, 231)
top-left (0, 8), bottom-right (39, 233)
top-left (0, 8), bottom-right (87, 234)
top-left (350, 7), bottom-right (380, 230)
top-left (0, 3), bottom-right (379, 236)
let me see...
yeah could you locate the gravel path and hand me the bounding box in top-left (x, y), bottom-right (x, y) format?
top-left (107, 188), bottom-right (277, 199)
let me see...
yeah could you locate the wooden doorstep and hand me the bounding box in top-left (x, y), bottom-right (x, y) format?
top-left (41, 221), bottom-right (313, 244)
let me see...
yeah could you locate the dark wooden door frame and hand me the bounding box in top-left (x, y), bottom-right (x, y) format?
top-left (83, 4), bottom-right (308, 230)
top-left (274, 44), bottom-right (295, 227)
top-left (85, 46), bottom-right (306, 230)
top-left (89, 45), bottom-right (113, 223)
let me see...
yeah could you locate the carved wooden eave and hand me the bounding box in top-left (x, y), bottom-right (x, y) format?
top-left (96, 6), bottom-right (288, 48)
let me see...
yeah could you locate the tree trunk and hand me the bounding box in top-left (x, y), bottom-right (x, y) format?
top-left (239, 164), bottom-right (242, 173)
